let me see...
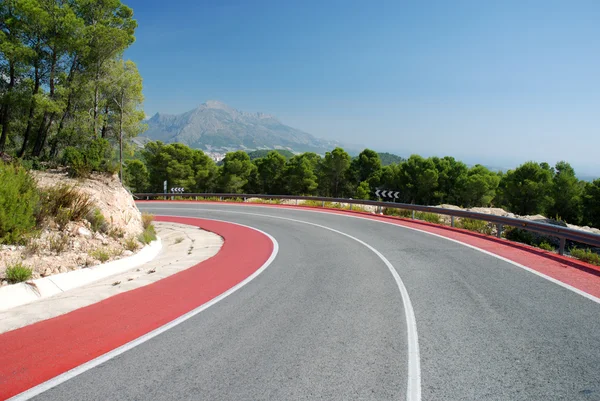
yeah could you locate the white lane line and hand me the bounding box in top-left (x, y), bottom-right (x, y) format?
top-left (149, 209), bottom-right (422, 401)
top-left (145, 204), bottom-right (600, 305)
top-left (9, 221), bottom-right (279, 401)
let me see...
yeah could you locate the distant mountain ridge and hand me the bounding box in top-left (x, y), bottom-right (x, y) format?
top-left (142, 100), bottom-right (351, 154)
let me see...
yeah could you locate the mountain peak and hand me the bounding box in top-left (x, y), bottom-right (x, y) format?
top-left (202, 100), bottom-right (232, 110)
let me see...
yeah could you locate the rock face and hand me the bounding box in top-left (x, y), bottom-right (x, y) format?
top-left (142, 100), bottom-right (348, 153)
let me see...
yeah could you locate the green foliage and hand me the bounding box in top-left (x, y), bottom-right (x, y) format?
top-left (247, 149), bottom-right (294, 160)
top-left (538, 241), bottom-right (554, 251)
top-left (38, 184), bottom-right (94, 224)
top-left (458, 165), bottom-right (500, 208)
top-left (415, 212), bottom-right (443, 225)
top-left (457, 218), bottom-right (493, 235)
top-left (254, 151), bottom-right (286, 194)
top-left (320, 147), bottom-right (351, 197)
top-left (569, 248), bottom-right (600, 266)
top-left (498, 161), bottom-right (553, 216)
top-left (582, 179), bottom-right (600, 229)
top-left (284, 153), bottom-right (320, 195)
top-left (355, 181), bottom-right (371, 200)
top-left (63, 139), bottom-right (114, 177)
top-left (88, 208), bottom-right (108, 233)
top-left (124, 159), bottom-right (149, 193)
top-left (89, 248), bottom-right (111, 263)
top-left (138, 224), bottom-right (157, 244)
top-left (547, 161), bottom-right (582, 223)
top-left (141, 212), bottom-right (154, 229)
top-left (0, 163), bottom-right (39, 244)
top-left (4, 262), bottom-right (33, 283)
top-left (383, 208), bottom-right (413, 218)
top-left (220, 151), bottom-right (256, 193)
top-left (504, 227), bottom-right (536, 246)
top-left (377, 152), bottom-right (405, 166)
top-left (124, 236), bottom-right (139, 251)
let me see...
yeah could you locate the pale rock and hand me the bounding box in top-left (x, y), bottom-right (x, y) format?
top-left (42, 267), bottom-right (52, 277)
top-left (78, 227), bottom-right (92, 238)
top-left (1, 280), bottom-right (7, 286)
top-left (59, 266), bottom-right (68, 273)
top-left (123, 250), bottom-right (134, 256)
top-left (52, 268), bottom-right (60, 275)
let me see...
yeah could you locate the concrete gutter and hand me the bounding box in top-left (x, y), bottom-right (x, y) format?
top-left (0, 239), bottom-right (162, 312)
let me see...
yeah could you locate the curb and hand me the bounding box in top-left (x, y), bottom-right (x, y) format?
top-left (0, 239), bottom-right (162, 312)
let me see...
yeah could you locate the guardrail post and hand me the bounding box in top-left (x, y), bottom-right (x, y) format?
top-left (219, 196), bottom-right (223, 201)
top-left (350, 203), bottom-right (353, 211)
top-left (295, 199), bottom-right (298, 205)
top-left (451, 216), bottom-right (455, 227)
top-left (322, 200), bottom-right (325, 208)
top-left (195, 196), bottom-right (198, 201)
top-left (559, 237), bottom-right (566, 255)
top-left (412, 210), bottom-right (415, 219)
top-left (496, 224), bottom-right (503, 238)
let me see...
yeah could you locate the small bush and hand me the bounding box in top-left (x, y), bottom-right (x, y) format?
top-left (141, 212), bottom-right (154, 230)
top-left (89, 248), bottom-right (111, 263)
top-left (0, 163), bottom-right (39, 244)
top-left (25, 236), bottom-right (42, 256)
top-left (4, 262), bottom-right (33, 283)
top-left (88, 208), bottom-right (109, 233)
top-left (138, 224), bottom-right (157, 244)
top-left (538, 241), bottom-right (555, 251)
top-left (383, 208), bottom-right (412, 218)
top-left (570, 248), bottom-right (600, 266)
top-left (124, 236), bottom-right (139, 251)
top-left (457, 218), bottom-right (493, 235)
top-left (415, 212), bottom-right (443, 225)
top-left (504, 227), bottom-right (536, 246)
top-left (63, 138), bottom-right (114, 177)
top-left (38, 184), bottom-right (94, 224)
top-left (49, 233), bottom-right (70, 254)
top-left (108, 226), bottom-right (125, 239)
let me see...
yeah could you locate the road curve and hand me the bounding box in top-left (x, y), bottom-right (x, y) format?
top-left (30, 203), bottom-right (600, 400)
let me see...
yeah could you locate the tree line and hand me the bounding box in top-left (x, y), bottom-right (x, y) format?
top-left (125, 141), bottom-right (600, 229)
top-left (0, 0), bottom-right (144, 165)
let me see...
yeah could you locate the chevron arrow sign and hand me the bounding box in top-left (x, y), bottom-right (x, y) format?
top-left (375, 188), bottom-right (400, 200)
top-left (170, 187), bottom-right (185, 193)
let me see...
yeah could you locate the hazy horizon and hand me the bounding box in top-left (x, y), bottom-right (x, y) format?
top-left (124, 0), bottom-right (600, 177)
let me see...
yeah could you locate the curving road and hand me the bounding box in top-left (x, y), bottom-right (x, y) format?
top-left (30, 203), bottom-right (600, 401)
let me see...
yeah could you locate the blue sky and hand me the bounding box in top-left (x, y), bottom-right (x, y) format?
top-left (124, 0), bottom-right (600, 176)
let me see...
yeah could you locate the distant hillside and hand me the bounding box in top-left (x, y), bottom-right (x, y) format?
top-left (378, 152), bottom-right (406, 166)
top-left (142, 100), bottom-right (351, 154)
top-left (246, 149), bottom-right (295, 160)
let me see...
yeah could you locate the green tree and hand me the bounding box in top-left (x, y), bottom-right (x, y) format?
top-left (431, 156), bottom-right (468, 205)
top-left (499, 161), bottom-right (553, 215)
top-left (458, 165), bottom-right (500, 207)
top-left (355, 181), bottom-right (371, 200)
top-left (582, 179), bottom-right (600, 229)
top-left (319, 147), bottom-right (351, 197)
top-left (282, 153), bottom-right (319, 195)
top-left (254, 150), bottom-right (286, 194)
top-left (349, 148), bottom-right (381, 197)
top-left (547, 161), bottom-right (582, 223)
top-left (397, 155), bottom-right (438, 204)
top-left (124, 159), bottom-right (148, 193)
top-left (220, 150), bottom-right (257, 193)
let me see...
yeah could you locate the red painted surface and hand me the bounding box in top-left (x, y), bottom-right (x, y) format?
top-left (139, 200), bottom-right (600, 299)
top-left (0, 216), bottom-right (273, 400)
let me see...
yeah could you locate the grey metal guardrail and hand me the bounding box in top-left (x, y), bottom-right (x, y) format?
top-left (134, 192), bottom-right (600, 255)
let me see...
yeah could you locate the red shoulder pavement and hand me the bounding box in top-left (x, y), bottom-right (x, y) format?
top-left (139, 200), bottom-right (600, 301)
top-left (0, 216), bottom-right (274, 401)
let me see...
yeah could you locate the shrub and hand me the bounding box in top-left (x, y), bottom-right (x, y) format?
top-left (570, 248), bottom-right (600, 266)
top-left (538, 241), bottom-right (554, 251)
top-left (63, 138), bottom-right (114, 177)
top-left (124, 236), bottom-right (139, 251)
top-left (0, 163), bottom-right (39, 244)
top-left (88, 208), bottom-right (109, 233)
top-left (504, 227), bottom-right (536, 246)
top-left (4, 262), bottom-right (33, 283)
top-left (108, 226), bottom-right (125, 239)
top-left (415, 212), bottom-right (443, 224)
top-left (457, 218), bottom-right (493, 235)
top-left (38, 184), bottom-right (94, 224)
top-left (138, 224), bottom-right (157, 244)
top-left (89, 248), bottom-right (111, 263)
top-left (141, 212), bottom-right (154, 230)
top-left (49, 233), bottom-right (70, 254)
top-left (383, 208), bottom-right (412, 218)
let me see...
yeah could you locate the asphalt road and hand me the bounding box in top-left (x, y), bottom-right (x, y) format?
top-left (33, 203), bottom-right (600, 401)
